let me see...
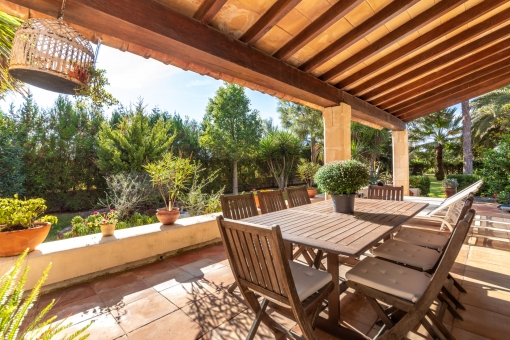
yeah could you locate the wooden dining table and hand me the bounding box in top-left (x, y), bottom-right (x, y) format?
top-left (241, 198), bottom-right (428, 338)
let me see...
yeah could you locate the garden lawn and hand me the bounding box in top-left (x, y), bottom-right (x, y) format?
top-left (45, 212), bottom-right (76, 242)
top-left (427, 175), bottom-right (446, 198)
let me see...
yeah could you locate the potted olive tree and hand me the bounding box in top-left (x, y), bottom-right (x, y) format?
top-left (144, 153), bottom-right (195, 225)
top-left (442, 178), bottom-right (459, 198)
top-left (296, 159), bottom-right (321, 198)
top-left (0, 195), bottom-right (58, 257)
top-left (314, 160), bottom-right (370, 214)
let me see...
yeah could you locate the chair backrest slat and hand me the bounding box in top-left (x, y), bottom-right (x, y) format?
top-left (368, 185), bottom-right (404, 201)
top-left (428, 179), bottom-right (483, 216)
top-left (285, 186), bottom-right (312, 208)
top-left (258, 190), bottom-right (287, 214)
top-left (220, 193), bottom-right (258, 220)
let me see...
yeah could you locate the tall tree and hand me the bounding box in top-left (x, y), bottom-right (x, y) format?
top-left (461, 100), bottom-right (473, 174)
top-left (278, 100), bottom-right (323, 163)
top-left (200, 83), bottom-right (261, 195)
top-left (471, 86), bottom-right (510, 147)
top-left (408, 107), bottom-right (462, 180)
top-left (0, 11), bottom-right (23, 98)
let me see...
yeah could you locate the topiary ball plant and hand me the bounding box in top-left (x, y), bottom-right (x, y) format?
top-left (314, 160), bottom-right (370, 195)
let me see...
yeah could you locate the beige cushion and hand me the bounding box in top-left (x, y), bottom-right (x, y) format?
top-left (393, 228), bottom-right (448, 251)
top-left (373, 240), bottom-right (441, 271)
top-left (288, 261), bottom-right (332, 301)
top-left (346, 258), bottom-right (431, 303)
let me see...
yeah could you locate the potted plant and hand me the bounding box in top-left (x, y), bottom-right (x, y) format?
top-left (442, 178), bottom-right (459, 198)
top-left (0, 195), bottom-right (58, 257)
top-left (83, 209), bottom-right (119, 237)
top-left (314, 160), bottom-right (370, 214)
top-left (296, 159), bottom-right (321, 198)
top-left (144, 153), bottom-right (195, 225)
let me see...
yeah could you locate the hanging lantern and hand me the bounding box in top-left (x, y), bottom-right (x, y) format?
top-left (8, 0), bottom-right (95, 94)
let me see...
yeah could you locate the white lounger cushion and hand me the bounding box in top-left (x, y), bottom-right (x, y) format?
top-left (373, 240), bottom-right (441, 271)
top-left (288, 260), bottom-right (332, 301)
top-left (393, 228), bottom-right (448, 251)
top-left (346, 258), bottom-right (431, 303)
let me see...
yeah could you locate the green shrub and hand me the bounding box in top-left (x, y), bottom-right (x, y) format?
top-left (0, 195), bottom-right (57, 232)
top-left (445, 174), bottom-right (481, 191)
top-left (410, 176), bottom-right (431, 196)
top-left (314, 160), bottom-right (369, 195)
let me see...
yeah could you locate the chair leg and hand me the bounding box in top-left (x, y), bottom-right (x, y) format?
top-left (437, 292), bottom-right (463, 321)
top-left (441, 286), bottom-right (466, 310)
top-left (246, 298), bottom-right (269, 340)
top-left (426, 310), bottom-right (456, 340)
top-left (242, 291), bottom-right (283, 338)
top-left (420, 316), bottom-right (442, 340)
top-left (227, 282), bottom-right (238, 294)
top-left (366, 297), bottom-right (394, 329)
top-left (449, 273), bottom-right (467, 293)
top-left (313, 250), bottom-right (323, 270)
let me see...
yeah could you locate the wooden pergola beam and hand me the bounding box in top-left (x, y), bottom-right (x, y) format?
top-left (337, 0), bottom-right (507, 91)
top-left (360, 23), bottom-right (510, 104)
top-left (299, 0), bottom-right (418, 73)
top-left (193, 0), bottom-right (228, 24)
top-left (319, 0), bottom-right (466, 83)
top-left (272, 0), bottom-right (363, 61)
top-left (240, 0), bottom-right (301, 46)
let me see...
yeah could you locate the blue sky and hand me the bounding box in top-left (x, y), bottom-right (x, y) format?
top-left (0, 44), bottom-right (279, 123)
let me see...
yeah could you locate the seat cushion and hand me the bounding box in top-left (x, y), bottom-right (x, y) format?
top-left (373, 240), bottom-right (441, 271)
top-left (393, 228), bottom-right (448, 251)
top-left (288, 261), bottom-right (332, 301)
top-left (346, 258), bottom-right (431, 303)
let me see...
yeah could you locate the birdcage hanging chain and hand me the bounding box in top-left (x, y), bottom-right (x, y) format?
top-left (58, 0), bottom-right (67, 21)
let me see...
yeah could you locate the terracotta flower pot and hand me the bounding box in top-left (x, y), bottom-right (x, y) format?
top-left (445, 187), bottom-right (457, 198)
top-left (100, 223), bottom-right (116, 237)
top-left (0, 222), bottom-right (51, 257)
top-left (156, 207), bottom-right (181, 225)
top-left (307, 188), bottom-right (317, 198)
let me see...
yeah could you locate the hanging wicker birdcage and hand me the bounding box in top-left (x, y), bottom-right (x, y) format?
top-left (9, 18), bottom-right (95, 94)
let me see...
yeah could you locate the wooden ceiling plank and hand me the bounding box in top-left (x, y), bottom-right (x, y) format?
top-left (378, 41), bottom-right (510, 109)
top-left (397, 67), bottom-right (510, 120)
top-left (273, 0), bottom-right (363, 60)
top-left (240, 0), bottom-right (301, 46)
top-left (300, 0), bottom-right (418, 73)
top-left (193, 0), bottom-right (228, 24)
top-left (391, 58), bottom-right (510, 115)
top-left (338, 0), bottom-right (507, 91)
top-left (319, 0), bottom-right (466, 82)
top-left (360, 23), bottom-right (510, 104)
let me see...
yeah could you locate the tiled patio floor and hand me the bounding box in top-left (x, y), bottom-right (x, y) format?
top-left (27, 202), bottom-right (510, 339)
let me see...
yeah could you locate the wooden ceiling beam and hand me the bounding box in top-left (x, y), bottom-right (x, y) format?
top-left (319, 0), bottom-right (465, 83)
top-left (392, 58), bottom-right (510, 116)
top-left (193, 0), bottom-right (228, 24)
top-left (378, 40), bottom-right (510, 110)
top-left (273, 0), bottom-right (363, 60)
top-left (240, 0), bottom-right (301, 46)
top-left (398, 68), bottom-right (510, 121)
top-left (337, 0), bottom-right (507, 91)
top-left (300, 0), bottom-right (418, 73)
top-left (360, 23), bottom-right (510, 104)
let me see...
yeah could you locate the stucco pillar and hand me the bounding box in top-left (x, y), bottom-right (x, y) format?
top-left (322, 103), bottom-right (351, 163)
top-left (392, 130), bottom-right (409, 195)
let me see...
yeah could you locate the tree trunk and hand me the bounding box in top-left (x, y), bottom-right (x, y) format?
top-left (233, 159), bottom-right (238, 195)
top-left (462, 100), bottom-right (473, 174)
top-left (435, 143), bottom-right (445, 180)
top-left (310, 136), bottom-right (315, 163)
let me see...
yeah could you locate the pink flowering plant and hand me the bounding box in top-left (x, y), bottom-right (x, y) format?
top-left (65, 209), bottom-right (119, 238)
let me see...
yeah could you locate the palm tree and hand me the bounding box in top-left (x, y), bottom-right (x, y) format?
top-left (408, 107), bottom-right (462, 180)
top-left (461, 100), bottom-right (473, 174)
top-left (471, 86), bottom-right (510, 146)
top-left (0, 11), bottom-right (23, 97)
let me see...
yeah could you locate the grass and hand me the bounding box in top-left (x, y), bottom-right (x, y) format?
top-left (45, 212), bottom-right (76, 242)
top-left (427, 174), bottom-right (446, 198)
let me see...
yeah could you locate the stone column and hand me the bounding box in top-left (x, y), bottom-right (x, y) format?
top-left (392, 130), bottom-right (409, 195)
top-left (322, 103), bottom-right (351, 163)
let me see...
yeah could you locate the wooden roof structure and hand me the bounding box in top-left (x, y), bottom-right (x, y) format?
top-left (2, 0), bottom-right (510, 130)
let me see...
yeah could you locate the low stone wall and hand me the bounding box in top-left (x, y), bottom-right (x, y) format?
top-left (0, 214), bottom-right (221, 292)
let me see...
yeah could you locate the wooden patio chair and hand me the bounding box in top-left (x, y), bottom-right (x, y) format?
top-left (367, 185), bottom-right (404, 201)
top-left (258, 190), bottom-right (287, 214)
top-left (345, 209), bottom-right (475, 340)
top-left (216, 216), bottom-right (334, 340)
top-left (285, 186), bottom-right (311, 208)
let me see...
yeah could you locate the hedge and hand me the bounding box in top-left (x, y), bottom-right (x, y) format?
top-left (445, 174), bottom-right (489, 195)
top-left (410, 175), bottom-right (431, 197)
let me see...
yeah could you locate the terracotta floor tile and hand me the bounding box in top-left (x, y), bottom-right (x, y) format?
top-left (193, 244), bottom-right (225, 258)
top-left (339, 314), bottom-right (372, 335)
top-left (112, 292), bottom-right (178, 333)
top-left (130, 260), bottom-right (175, 279)
top-left (454, 304), bottom-right (510, 340)
top-left (55, 312), bottom-right (125, 340)
top-left (128, 310), bottom-right (204, 340)
top-left (98, 280), bottom-right (156, 308)
top-left (167, 252), bottom-right (205, 267)
top-left (451, 327), bottom-right (490, 340)
top-left (265, 307), bottom-right (297, 331)
top-left (201, 265), bottom-right (235, 290)
top-left (143, 267), bottom-right (195, 292)
top-left (90, 272), bottom-right (140, 294)
top-left (208, 252), bottom-right (229, 265)
top-left (47, 295), bottom-right (107, 325)
top-left (462, 269), bottom-right (510, 291)
top-left (180, 257), bottom-right (226, 277)
top-left (159, 278), bottom-right (214, 308)
top-left (38, 283), bottom-right (96, 311)
top-left (459, 285), bottom-right (510, 317)
top-left (339, 290), bottom-right (378, 326)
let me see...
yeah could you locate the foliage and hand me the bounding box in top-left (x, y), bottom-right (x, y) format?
top-left (409, 175), bottom-right (431, 197)
top-left (0, 195), bottom-right (57, 231)
top-left (410, 159), bottom-right (429, 176)
top-left (296, 159), bottom-right (321, 188)
top-left (445, 174), bottom-right (481, 191)
top-left (314, 160), bottom-right (369, 195)
top-left (442, 178), bottom-right (458, 188)
top-left (471, 86), bottom-right (510, 146)
top-left (144, 153), bottom-right (195, 209)
top-left (259, 130), bottom-right (302, 190)
top-left (0, 250), bottom-right (90, 339)
top-left (98, 172), bottom-right (156, 220)
top-left (0, 11), bottom-right (24, 98)
top-left (0, 111), bottom-right (25, 196)
top-left (180, 164), bottom-right (224, 217)
top-left (97, 101), bottom-right (175, 173)
top-left (74, 67), bottom-right (119, 111)
top-left (476, 134), bottom-right (510, 196)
